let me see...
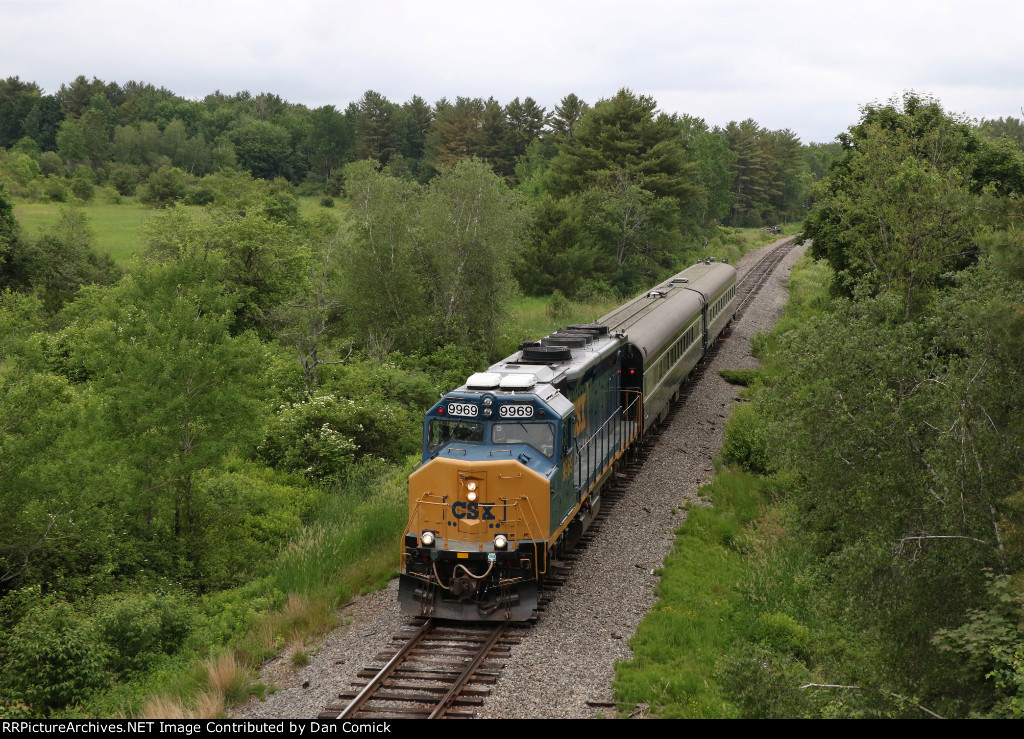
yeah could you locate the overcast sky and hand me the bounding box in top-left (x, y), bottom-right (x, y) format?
top-left (4, 0), bottom-right (1022, 144)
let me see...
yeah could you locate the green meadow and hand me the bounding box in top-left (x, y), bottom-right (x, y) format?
top-left (12, 197), bottom-right (334, 267)
top-left (14, 199), bottom-right (156, 265)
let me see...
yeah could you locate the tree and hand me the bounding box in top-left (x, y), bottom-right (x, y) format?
top-left (64, 257), bottom-right (266, 585)
top-left (271, 214), bottom-right (350, 393)
top-left (676, 115), bottom-right (736, 227)
top-left (341, 159), bottom-right (426, 356)
top-left (230, 120), bottom-right (293, 179)
top-left (144, 171), bottom-right (309, 331)
top-left (0, 76), bottom-right (42, 149)
top-left (540, 89), bottom-right (698, 292)
top-left (419, 159), bottom-right (526, 352)
top-left (342, 159), bottom-right (525, 355)
top-left (56, 119), bottom-right (86, 167)
top-left (549, 93), bottom-right (589, 146)
top-left (354, 90), bottom-right (399, 164)
top-left (0, 182), bottom-right (19, 274)
top-left (21, 95), bottom-right (64, 152)
top-left (803, 93), bottom-right (1003, 315)
top-left (425, 97), bottom-right (485, 171)
top-left (303, 105), bottom-right (353, 184)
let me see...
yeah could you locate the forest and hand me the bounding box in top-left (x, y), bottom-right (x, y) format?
top-left (1, 75), bottom-right (1023, 718)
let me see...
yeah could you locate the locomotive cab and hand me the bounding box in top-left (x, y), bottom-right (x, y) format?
top-left (400, 375), bottom-right (573, 621)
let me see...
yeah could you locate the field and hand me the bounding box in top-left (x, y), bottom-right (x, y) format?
top-left (14, 199), bottom-right (156, 265)
top-left (12, 197), bottom-right (333, 267)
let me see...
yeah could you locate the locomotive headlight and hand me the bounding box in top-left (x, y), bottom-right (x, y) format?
top-left (421, 531), bottom-right (435, 547)
top-left (466, 481), bottom-right (478, 493)
top-left (467, 490), bottom-right (477, 502)
top-left (494, 534), bottom-right (508, 550)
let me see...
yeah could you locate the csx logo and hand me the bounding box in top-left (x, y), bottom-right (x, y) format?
top-left (452, 502), bottom-right (497, 520)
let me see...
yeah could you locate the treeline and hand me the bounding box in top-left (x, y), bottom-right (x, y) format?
top-left (716, 93), bottom-right (1024, 717)
top-left (0, 76), bottom-right (832, 294)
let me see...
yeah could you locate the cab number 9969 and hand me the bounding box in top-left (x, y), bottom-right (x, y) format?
top-left (499, 404), bottom-right (534, 418)
top-left (447, 402), bottom-right (478, 417)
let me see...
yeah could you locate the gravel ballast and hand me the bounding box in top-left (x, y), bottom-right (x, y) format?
top-left (231, 238), bottom-right (807, 720)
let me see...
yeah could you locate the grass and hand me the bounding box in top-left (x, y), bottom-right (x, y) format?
top-left (613, 249), bottom-right (830, 718)
top-left (13, 199), bottom-right (156, 265)
top-left (507, 294), bottom-right (623, 344)
top-left (77, 459), bottom-right (408, 719)
top-left (613, 470), bottom-right (764, 718)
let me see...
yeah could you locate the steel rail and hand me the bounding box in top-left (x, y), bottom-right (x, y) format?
top-left (337, 618), bottom-right (434, 719)
top-left (428, 623), bottom-right (509, 719)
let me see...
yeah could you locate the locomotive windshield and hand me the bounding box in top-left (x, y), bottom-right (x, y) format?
top-left (491, 422), bottom-right (555, 458)
top-left (427, 419), bottom-right (484, 455)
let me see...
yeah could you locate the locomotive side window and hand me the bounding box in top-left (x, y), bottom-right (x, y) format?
top-left (492, 422), bottom-right (555, 457)
top-left (428, 419), bottom-right (484, 455)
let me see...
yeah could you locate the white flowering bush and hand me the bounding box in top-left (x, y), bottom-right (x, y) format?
top-left (258, 394), bottom-right (405, 482)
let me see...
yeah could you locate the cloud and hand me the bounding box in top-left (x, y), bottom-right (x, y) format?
top-left (2, 0), bottom-right (1023, 143)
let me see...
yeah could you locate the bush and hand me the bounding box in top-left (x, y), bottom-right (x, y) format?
top-left (38, 151), bottom-right (64, 177)
top-left (3, 600), bottom-right (111, 713)
top-left (70, 173), bottom-right (94, 202)
top-left (721, 402), bottom-right (775, 475)
top-left (43, 176), bottom-right (70, 203)
top-left (94, 590), bottom-right (195, 675)
top-left (140, 166), bottom-right (189, 208)
top-left (545, 289), bottom-right (571, 321)
top-left (109, 164), bottom-right (141, 196)
top-left (319, 196), bottom-right (334, 208)
top-left (184, 183), bottom-right (216, 206)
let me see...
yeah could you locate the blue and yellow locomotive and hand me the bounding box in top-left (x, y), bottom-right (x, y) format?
top-left (399, 261), bottom-right (737, 621)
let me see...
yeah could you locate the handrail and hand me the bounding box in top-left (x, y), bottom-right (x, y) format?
top-left (574, 393), bottom-right (641, 494)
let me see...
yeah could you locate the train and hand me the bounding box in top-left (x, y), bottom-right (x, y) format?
top-left (399, 260), bottom-right (738, 621)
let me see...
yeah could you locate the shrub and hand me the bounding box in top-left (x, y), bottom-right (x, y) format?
top-left (93, 589), bottom-right (195, 675)
top-left (545, 289), bottom-right (571, 321)
top-left (319, 196), bottom-right (335, 208)
top-left (43, 175), bottom-right (70, 203)
top-left (38, 151), bottom-right (64, 177)
top-left (258, 394), bottom-right (408, 482)
top-left (184, 183), bottom-right (216, 206)
top-left (3, 600), bottom-right (111, 713)
top-left (140, 166), bottom-right (189, 208)
top-left (109, 164), bottom-right (141, 196)
top-left (721, 402), bottom-right (775, 475)
top-left (70, 172), bottom-right (94, 202)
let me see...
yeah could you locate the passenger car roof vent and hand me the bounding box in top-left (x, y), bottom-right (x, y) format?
top-left (519, 345), bottom-right (572, 364)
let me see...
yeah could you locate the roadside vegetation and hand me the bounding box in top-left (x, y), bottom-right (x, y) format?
top-left (616, 93), bottom-right (1024, 719)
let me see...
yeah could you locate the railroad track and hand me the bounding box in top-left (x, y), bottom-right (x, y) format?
top-left (319, 619), bottom-right (521, 719)
top-left (734, 235), bottom-right (799, 319)
top-left (320, 236), bottom-right (799, 721)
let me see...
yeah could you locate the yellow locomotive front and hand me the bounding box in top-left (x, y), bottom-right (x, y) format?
top-left (400, 370), bottom-right (573, 621)
top-left (401, 456), bottom-right (553, 620)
